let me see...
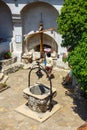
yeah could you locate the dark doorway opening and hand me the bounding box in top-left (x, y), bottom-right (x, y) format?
top-left (34, 44), bottom-right (51, 52)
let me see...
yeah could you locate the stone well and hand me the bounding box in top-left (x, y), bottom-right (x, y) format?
top-left (23, 83), bottom-right (56, 113)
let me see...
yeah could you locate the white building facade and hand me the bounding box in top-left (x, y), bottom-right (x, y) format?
top-left (0, 0), bottom-right (66, 62)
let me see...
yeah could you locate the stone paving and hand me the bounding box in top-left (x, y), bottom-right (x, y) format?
top-left (0, 66), bottom-right (86, 130)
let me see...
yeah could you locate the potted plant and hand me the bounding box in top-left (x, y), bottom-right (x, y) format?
top-left (4, 51), bottom-right (12, 59)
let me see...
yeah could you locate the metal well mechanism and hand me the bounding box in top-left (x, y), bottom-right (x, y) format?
top-left (23, 60), bottom-right (56, 113)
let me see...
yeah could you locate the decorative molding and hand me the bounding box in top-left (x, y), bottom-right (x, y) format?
top-left (12, 14), bottom-right (22, 23)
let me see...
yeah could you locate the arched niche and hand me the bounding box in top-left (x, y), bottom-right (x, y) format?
top-left (24, 33), bottom-right (58, 53)
top-left (21, 1), bottom-right (59, 55)
top-left (0, 1), bottom-right (13, 41)
top-left (21, 1), bottom-right (59, 35)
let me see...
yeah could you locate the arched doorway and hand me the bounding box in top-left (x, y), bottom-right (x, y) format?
top-left (0, 1), bottom-right (13, 53)
top-left (0, 1), bottom-right (13, 41)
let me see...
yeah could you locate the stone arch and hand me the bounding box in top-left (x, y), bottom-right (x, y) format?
top-left (21, 1), bottom-right (59, 54)
top-left (21, 1), bottom-right (58, 34)
top-left (0, 0), bottom-right (13, 41)
top-left (24, 33), bottom-right (58, 53)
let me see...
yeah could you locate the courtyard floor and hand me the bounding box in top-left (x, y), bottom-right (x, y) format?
top-left (0, 66), bottom-right (87, 130)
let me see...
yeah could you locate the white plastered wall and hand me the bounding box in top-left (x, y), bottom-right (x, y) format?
top-left (2, 0), bottom-right (66, 62)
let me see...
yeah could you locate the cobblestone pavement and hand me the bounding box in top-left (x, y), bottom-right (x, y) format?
top-left (0, 67), bottom-right (86, 130)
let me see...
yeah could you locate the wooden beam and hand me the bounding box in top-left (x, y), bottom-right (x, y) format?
top-left (24, 28), bottom-right (56, 41)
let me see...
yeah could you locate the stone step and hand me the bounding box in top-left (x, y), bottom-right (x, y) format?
top-left (0, 75), bottom-right (8, 84)
top-left (3, 62), bottom-right (23, 74)
top-left (56, 60), bottom-right (69, 69)
top-left (0, 73), bottom-right (4, 81)
top-left (0, 56), bottom-right (17, 67)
